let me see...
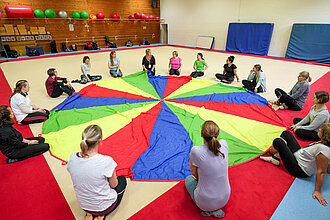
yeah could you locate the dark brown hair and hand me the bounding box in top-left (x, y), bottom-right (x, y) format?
top-left (0, 105), bottom-right (14, 127)
top-left (197, 53), bottom-right (204, 60)
top-left (253, 64), bottom-right (262, 79)
top-left (201, 121), bottom-right (224, 158)
top-left (83, 56), bottom-right (90, 63)
top-left (320, 124), bottom-right (330, 147)
top-left (80, 125), bottom-right (102, 158)
top-left (10, 80), bottom-right (28, 101)
top-left (315, 91), bottom-right (329, 104)
top-left (228, 56), bottom-right (235, 63)
top-left (47, 68), bottom-right (56, 77)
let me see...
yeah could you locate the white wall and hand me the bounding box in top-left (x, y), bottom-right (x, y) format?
top-left (160, 0), bottom-right (330, 57)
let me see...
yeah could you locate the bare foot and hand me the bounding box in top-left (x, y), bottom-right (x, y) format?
top-left (96, 215), bottom-right (105, 220)
top-left (85, 213), bottom-right (93, 220)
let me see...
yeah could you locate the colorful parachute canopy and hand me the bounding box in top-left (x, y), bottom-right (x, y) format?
top-left (42, 71), bottom-right (286, 181)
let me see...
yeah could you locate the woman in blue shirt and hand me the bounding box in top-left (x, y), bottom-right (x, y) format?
top-left (108, 51), bottom-right (123, 78)
top-left (80, 56), bottom-right (102, 84)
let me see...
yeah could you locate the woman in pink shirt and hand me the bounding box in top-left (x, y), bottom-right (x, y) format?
top-left (168, 51), bottom-right (182, 76)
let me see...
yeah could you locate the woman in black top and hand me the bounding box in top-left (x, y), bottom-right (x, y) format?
top-left (0, 105), bottom-right (49, 164)
top-left (142, 49), bottom-right (156, 75)
top-left (215, 56), bottom-right (239, 84)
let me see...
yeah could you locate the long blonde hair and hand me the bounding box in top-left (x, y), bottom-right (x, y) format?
top-left (80, 125), bottom-right (102, 158)
top-left (145, 49), bottom-right (151, 57)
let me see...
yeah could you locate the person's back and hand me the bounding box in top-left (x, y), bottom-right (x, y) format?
top-left (67, 152), bottom-right (117, 211)
top-left (191, 140), bottom-right (230, 211)
top-left (289, 81), bottom-right (310, 109)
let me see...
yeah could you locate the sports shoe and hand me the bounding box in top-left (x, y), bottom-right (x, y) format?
top-left (6, 158), bottom-right (19, 164)
top-left (279, 104), bottom-right (288, 110)
top-left (260, 156), bottom-right (280, 166)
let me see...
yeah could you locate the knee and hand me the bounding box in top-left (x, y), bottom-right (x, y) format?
top-left (41, 143), bottom-right (50, 152)
top-left (272, 138), bottom-right (284, 150)
top-left (185, 175), bottom-right (194, 186)
top-left (117, 175), bottom-right (127, 187)
top-left (39, 137), bottom-right (45, 143)
top-left (280, 130), bottom-right (292, 138)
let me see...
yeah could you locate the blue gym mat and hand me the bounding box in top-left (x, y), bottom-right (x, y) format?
top-left (270, 174), bottom-right (330, 220)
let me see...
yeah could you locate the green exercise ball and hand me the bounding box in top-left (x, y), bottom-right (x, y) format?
top-left (45, 9), bottom-right (56, 18)
top-left (80, 11), bottom-right (89, 19)
top-left (34, 9), bottom-right (45, 18)
top-left (72, 11), bottom-right (80, 19)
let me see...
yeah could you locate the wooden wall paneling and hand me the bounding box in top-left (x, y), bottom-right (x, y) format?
top-left (0, 0), bottom-right (160, 53)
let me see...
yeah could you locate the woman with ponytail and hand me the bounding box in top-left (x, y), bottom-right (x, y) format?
top-left (261, 124), bottom-right (330, 206)
top-left (185, 121), bottom-right (230, 218)
top-left (67, 125), bottom-right (127, 220)
top-left (215, 55), bottom-right (239, 83)
top-left (273, 71), bottom-right (311, 110)
top-left (108, 51), bottom-right (123, 78)
top-left (10, 80), bottom-right (49, 124)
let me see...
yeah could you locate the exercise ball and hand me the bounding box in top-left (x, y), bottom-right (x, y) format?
top-left (58, 10), bottom-right (67, 18)
top-left (149, 15), bottom-right (154, 20)
top-left (45, 9), bottom-right (56, 18)
top-left (128, 15), bottom-right (135, 21)
top-left (111, 13), bottom-right (120, 20)
top-left (34, 9), bottom-right (45, 18)
top-left (134, 12), bottom-right (140, 19)
top-left (141, 13), bottom-right (146, 20)
top-left (90, 14), bottom-right (96, 20)
top-left (80, 11), bottom-right (89, 19)
top-left (145, 15), bottom-right (150, 21)
top-left (72, 11), bottom-right (80, 19)
top-left (96, 12), bottom-right (105, 19)
top-left (155, 16), bottom-right (160, 21)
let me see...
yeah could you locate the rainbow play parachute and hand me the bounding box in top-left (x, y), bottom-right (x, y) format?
top-left (42, 71), bottom-right (286, 181)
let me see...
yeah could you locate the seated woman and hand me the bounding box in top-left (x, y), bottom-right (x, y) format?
top-left (168, 51), bottom-right (182, 76)
top-left (242, 64), bottom-right (266, 93)
top-left (67, 125), bottom-right (127, 220)
top-left (273, 71), bottom-right (311, 110)
top-left (10, 80), bottom-right (49, 124)
top-left (80, 56), bottom-right (102, 84)
top-left (260, 124), bottom-right (330, 206)
top-left (45, 68), bottom-right (75, 98)
top-left (0, 105), bottom-right (49, 164)
top-left (142, 49), bottom-right (156, 75)
top-left (190, 53), bottom-right (208, 78)
top-left (185, 121), bottom-right (230, 218)
top-left (291, 91), bottom-right (329, 141)
top-left (215, 56), bottom-right (239, 84)
top-left (108, 51), bottom-right (123, 78)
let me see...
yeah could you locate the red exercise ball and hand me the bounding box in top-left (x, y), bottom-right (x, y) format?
top-left (128, 15), bottom-right (135, 21)
top-left (149, 15), bottom-right (154, 20)
top-left (112, 13), bottom-right (120, 20)
top-left (134, 12), bottom-right (140, 19)
top-left (140, 13), bottom-right (146, 20)
top-left (145, 15), bottom-right (150, 21)
top-left (155, 16), bottom-right (160, 21)
top-left (96, 12), bottom-right (105, 19)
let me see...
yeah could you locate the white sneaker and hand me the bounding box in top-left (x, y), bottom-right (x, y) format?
top-left (260, 156), bottom-right (280, 166)
top-left (279, 104), bottom-right (288, 110)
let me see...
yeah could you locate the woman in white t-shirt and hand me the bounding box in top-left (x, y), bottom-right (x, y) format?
top-left (9, 80), bottom-right (49, 124)
top-left (67, 125), bottom-right (127, 220)
top-left (108, 51), bottom-right (122, 78)
top-left (260, 124), bottom-right (330, 206)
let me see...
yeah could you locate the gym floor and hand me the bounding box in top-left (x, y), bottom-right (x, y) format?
top-left (1, 45), bottom-right (329, 219)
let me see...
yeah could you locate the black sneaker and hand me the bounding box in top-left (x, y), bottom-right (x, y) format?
top-left (71, 79), bottom-right (79, 83)
top-left (6, 158), bottom-right (19, 164)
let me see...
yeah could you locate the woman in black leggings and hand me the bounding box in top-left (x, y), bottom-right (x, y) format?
top-left (0, 105), bottom-right (49, 164)
top-left (260, 124), bottom-right (330, 206)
